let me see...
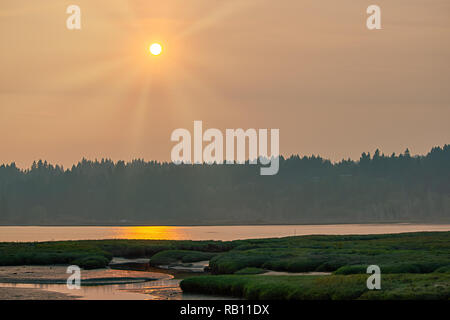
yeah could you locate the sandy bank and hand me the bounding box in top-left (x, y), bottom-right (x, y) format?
top-left (0, 265), bottom-right (172, 285)
top-left (0, 287), bottom-right (78, 300)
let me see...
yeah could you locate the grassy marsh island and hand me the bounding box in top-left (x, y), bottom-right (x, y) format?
top-left (1, 232), bottom-right (449, 299)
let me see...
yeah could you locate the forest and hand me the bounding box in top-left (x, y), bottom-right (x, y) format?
top-left (0, 145), bottom-right (449, 225)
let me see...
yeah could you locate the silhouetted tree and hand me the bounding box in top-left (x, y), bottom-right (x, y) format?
top-left (0, 145), bottom-right (449, 225)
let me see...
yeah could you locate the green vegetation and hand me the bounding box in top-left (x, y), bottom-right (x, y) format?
top-left (179, 232), bottom-right (450, 299)
top-left (180, 273), bottom-right (450, 300)
top-left (234, 267), bottom-right (267, 275)
top-left (149, 250), bottom-right (217, 266)
top-left (92, 239), bottom-right (232, 258)
top-left (434, 265), bottom-right (450, 273)
top-left (0, 239), bottom-right (230, 269)
top-left (1, 232), bottom-right (449, 276)
top-left (72, 256), bottom-right (111, 270)
top-left (1, 231), bottom-right (449, 299)
top-left (0, 241), bottom-right (113, 269)
top-left (209, 232), bottom-right (450, 274)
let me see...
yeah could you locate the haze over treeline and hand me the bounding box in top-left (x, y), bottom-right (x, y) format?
top-left (0, 145), bottom-right (449, 225)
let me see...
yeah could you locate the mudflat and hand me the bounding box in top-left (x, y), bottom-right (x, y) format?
top-left (0, 265), bottom-right (171, 284)
top-left (0, 287), bottom-right (78, 300)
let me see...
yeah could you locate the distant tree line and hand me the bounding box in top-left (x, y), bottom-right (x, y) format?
top-left (0, 145), bottom-right (449, 225)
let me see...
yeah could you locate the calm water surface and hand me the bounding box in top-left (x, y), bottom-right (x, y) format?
top-left (0, 280), bottom-right (233, 300)
top-left (1, 224), bottom-right (449, 242)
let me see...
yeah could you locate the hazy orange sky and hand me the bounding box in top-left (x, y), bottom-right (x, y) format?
top-left (1, 0), bottom-right (449, 168)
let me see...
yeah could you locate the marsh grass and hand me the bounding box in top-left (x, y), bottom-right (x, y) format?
top-left (149, 250), bottom-right (217, 266)
top-left (209, 232), bottom-right (450, 274)
top-left (180, 273), bottom-right (450, 300)
top-left (0, 239), bottom-right (230, 269)
top-left (234, 267), bottom-right (267, 275)
top-left (1, 232), bottom-right (448, 273)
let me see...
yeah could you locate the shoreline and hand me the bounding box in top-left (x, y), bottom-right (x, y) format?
top-left (1, 224), bottom-right (450, 243)
top-left (0, 265), bottom-right (180, 300)
top-left (1, 221), bottom-right (450, 227)
top-left (0, 287), bottom-right (80, 300)
top-left (0, 263), bottom-right (229, 300)
top-left (1, 232), bottom-right (449, 300)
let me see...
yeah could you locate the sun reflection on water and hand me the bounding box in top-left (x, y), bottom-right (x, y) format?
top-left (114, 226), bottom-right (186, 240)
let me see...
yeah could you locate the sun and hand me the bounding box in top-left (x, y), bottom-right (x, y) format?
top-left (149, 43), bottom-right (162, 56)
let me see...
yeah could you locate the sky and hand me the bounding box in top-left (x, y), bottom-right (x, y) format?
top-left (1, 0), bottom-right (449, 168)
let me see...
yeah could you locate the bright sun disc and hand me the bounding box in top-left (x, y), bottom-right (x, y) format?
top-left (150, 43), bottom-right (162, 55)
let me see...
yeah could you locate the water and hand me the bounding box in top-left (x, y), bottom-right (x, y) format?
top-left (0, 224), bottom-right (449, 242)
top-left (0, 265), bottom-right (235, 300)
top-left (0, 280), bottom-right (234, 300)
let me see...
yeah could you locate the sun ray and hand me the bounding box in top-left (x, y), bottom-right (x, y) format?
top-left (44, 55), bottom-right (135, 95)
top-left (175, 0), bottom-right (259, 39)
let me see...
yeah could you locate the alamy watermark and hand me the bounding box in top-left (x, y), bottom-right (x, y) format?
top-left (66, 265), bottom-right (81, 289)
top-left (366, 265), bottom-right (381, 290)
top-left (367, 5), bottom-right (382, 30)
top-left (170, 121), bottom-right (280, 175)
top-left (65, 4), bottom-right (382, 31)
top-left (66, 5), bottom-right (81, 30)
